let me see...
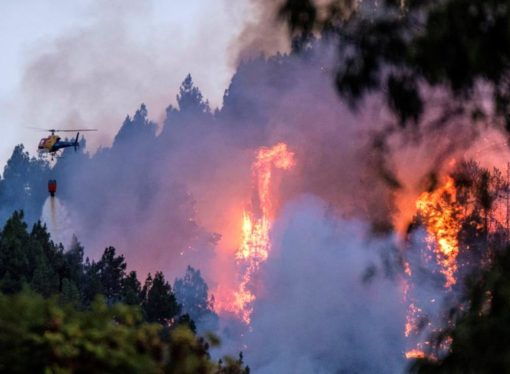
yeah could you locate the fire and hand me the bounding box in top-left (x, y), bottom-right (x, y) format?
top-left (405, 302), bottom-right (422, 337)
top-left (416, 176), bottom-right (463, 288)
top-left (404, 176), bottom-right (464, 359)
top-left (405, 349), bottom-right (426, 360)
top-left (218, 143), bottom-right (295, 323)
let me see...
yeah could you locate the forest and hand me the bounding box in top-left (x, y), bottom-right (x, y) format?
top-left (3, 0), bottom-right (510, 372)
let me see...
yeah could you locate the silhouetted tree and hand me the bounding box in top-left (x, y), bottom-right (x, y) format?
top-left (174, 265), bottom-right (217, 325)
top-left (122, 270), bottom-right (143, 306)
top-left (0, 145), bottom-right (49, 225)
top-left (280, 0), bottom-right (510, 128)
top-left (113, 104), bottom-right (157, 147)
top-left (81, 258), bottom-right (104, 307)
top-left (0, 211), bottom-right (31, 293)
top-left (142, 272), bottom-right (181, 324)
top-left (176, 74), bottom-right (210, 115)
top-left (410, 243), bottom-right (510, 373)
top-left (175, 313), bottom-right (197, 334)
top-left (96, 246), bottom-right (127, 305)
top-left (64, 235), bottom-right (85, 290)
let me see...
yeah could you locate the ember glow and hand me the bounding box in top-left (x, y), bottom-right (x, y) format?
top-left (218, 143), bottom-right (295, 323)
top-left (405, 349), bottom-right (426, 360)
top-left (403, 176), bottom-right (465, 359)
top-left (416, 176), bottom-right (463, 288)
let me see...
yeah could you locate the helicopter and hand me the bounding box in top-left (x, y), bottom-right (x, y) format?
top-left (35, 128), bottom-right (97, 156)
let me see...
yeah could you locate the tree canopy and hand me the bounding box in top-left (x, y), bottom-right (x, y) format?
top-left (0, 211), bottom-right (248, 373)
top-left (279, 0), bottom-right (510, 129)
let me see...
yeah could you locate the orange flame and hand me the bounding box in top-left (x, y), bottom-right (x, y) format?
top-left (416, 176), bottom-right (463, 288)
top-left (404, 176), bottom-right (464, 359)
top-left (405, 349), bottom-right (426, 359)
top-left (218, 143), bottom-right (295, 323)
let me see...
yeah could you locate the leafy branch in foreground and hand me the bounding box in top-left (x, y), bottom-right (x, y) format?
top-left (0, 292), bottom-right (248, 374)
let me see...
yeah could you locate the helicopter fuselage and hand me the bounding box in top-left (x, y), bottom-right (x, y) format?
top-left (38, 134), bottom-right (79, 154)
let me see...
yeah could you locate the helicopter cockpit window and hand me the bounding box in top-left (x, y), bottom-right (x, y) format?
top-left (38, 138), bottom-right (46, 147)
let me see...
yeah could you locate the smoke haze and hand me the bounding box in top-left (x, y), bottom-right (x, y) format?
top-left (3, 7), bottom-right (508, 371)
top-left (246, 196), bottom-right (406, 373)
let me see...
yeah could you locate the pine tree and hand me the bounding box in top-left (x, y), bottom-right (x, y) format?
top-left (174, 265), bottom-right (215, 323)
top-left (121, 271), bottom-right (142, 305)
top-left (60, 278), bottom-right (80, 307)
top-left (0, 145), bottom-right (50, 225)
top-left (176, 74), bottom-right (210, 114)
top-left (0, 211), bottom-right (30, 293)
top-left (64, 235), bottom-right (85, 290)
top-left (81, 258), bottom-right (104, 307)
top-left (113, 104), bottom-right (157, 147)
top-left (142, 272), bottom-right (181, 324)
top-left (96, 246), bottom-right (127, 305)
top-left (30, 256), bottom-right (59, 297)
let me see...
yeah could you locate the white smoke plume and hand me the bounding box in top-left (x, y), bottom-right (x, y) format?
top-left (240, 196), bottom-right (407, 373)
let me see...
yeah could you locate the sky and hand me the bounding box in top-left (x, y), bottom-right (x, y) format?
top-left (0, 0), bottom-right (269, 171)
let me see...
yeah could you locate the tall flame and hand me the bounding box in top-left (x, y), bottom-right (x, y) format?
top-left (220, 143), bottom-right (295, 323)
top-left (404, 176), bottom-right (464, 359)
top-left (416, 176), bottom-right (463, 288)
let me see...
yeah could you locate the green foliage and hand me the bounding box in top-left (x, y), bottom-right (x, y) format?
top-left (0, 292), bottom-right (162, 373)
top-left (0, 292), bottom-right (247, 373)
top-left (0, 211), bottom-right (248, 373)
top-left (122, 270), bottom-right (143, 305)
top-left (0, 210), bottom-right (31, 293)
top-left (0, 212), bottom-right (189, 330)
top-left (97, 246), bottom-right (127, 304)
top-left (63, 235), bottom-right (85, 296)
top-left (0, 145), bottom-right (51, 224)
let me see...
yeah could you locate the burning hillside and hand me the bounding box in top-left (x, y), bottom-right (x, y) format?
top-left (215, 143), bottom-right (295, 324)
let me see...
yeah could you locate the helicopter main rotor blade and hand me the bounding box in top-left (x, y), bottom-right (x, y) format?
top-left (26, 127), bottom-right (53, 132)
top-left (27, 127), bottom-right (98, 132)
top-left (52, 129), bottom-right (98, 132)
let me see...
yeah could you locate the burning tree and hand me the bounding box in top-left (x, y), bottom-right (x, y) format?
top-left (404, 160), bottom-right (510, 361)
top-left (411, 161), bottom-right (508, 286)
top-left (416, 176), bottom-right (464, 288)
top-left (216, 143), bottom-right (295, 324)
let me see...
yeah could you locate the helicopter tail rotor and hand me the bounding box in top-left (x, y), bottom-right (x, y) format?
top-left (74, 132), bottom-right (80, 152)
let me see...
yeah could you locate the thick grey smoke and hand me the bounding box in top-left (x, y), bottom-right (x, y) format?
top-left (244, 196), bottom-right (407, 373)
top-left (229, 0), bottom-right (290, 66)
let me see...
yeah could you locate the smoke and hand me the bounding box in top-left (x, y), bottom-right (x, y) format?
top-left (25, 34), bottom-right (483, 301)
top-left (243, 196), bottom-right (407, 373)
top-left (19, 0), bottom-right (242, 153)
top-left (15, 20), bottom-right (502, 372)
top-left (229, 0), bottom-right (290, 66)
top-left (39, 41), bottom-right (394, 285)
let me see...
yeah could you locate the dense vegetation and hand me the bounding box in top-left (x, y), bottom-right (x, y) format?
top-left (0, 211), bottom-right (245, 373)
top-left (2, 0), bottom-right (510, 371)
